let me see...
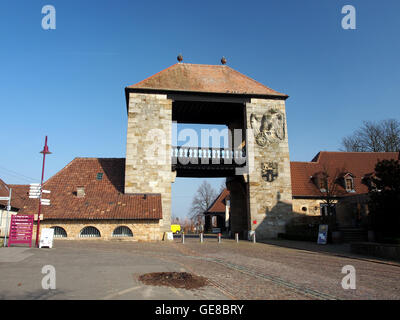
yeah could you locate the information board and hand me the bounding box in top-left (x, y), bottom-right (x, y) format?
top-left (39, 228), bottom-right (54, 248)
top-left (8, 215), bottom-right (34, 247)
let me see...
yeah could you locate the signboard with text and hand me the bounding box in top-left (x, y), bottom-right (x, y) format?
top-left (8, 215), bottom-right (34, 247)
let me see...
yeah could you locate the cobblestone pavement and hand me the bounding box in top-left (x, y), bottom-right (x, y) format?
top-left (1, 238), bottom-right (399, 300)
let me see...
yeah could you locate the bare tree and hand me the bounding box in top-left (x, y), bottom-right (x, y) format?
top-left (188, 181), bottom-right (218, 222)
top-left (341, 119), bottom-right (400, 152)
top-left (311, 165), bottom-right (348, 226)
top-left (382, 119), bottom-right (400, 151)
top-left (171, 215), bottom-right (180, 225)
top-left (218, 181), bottom-right (226, 193)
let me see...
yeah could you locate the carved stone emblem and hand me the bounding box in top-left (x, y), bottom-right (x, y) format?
top-left (250, 109), bottom-right (285, 147)
top-left (262, 162), bottom-right (278, 182)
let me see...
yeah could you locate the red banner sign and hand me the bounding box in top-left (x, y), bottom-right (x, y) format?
top-left (8, 215), bottom-right (34, 247)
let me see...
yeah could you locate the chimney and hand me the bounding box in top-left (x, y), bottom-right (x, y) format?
top-left (76, 186), bottom-right (85, 198)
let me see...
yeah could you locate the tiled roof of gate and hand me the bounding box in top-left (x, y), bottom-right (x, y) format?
top-left (16, 158), bottom-right (162, 220)
top-left (290, 151), bottom-right (400, 197)
top-left (128, 63), bottom-right (288, 97)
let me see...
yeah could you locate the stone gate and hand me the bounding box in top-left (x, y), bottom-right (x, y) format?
top-left (124, 61), bottom-right (293, 239)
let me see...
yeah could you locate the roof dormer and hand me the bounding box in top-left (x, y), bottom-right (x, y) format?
top-left (343, 173), bottom-right (355, 193)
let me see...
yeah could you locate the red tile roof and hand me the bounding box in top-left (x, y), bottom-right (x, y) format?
top-left (128, 63), bottom-right (287, 97)
top-left (7, 184), bottom-right (30, 209)
top-left (0, 178), bottom-right (10, 207)
top-left (16, 158), bottom-right (162, 220)
top-left (0, 179), bottom-right (27, 209)
top-left (206, 189), bottom-right (230, 213)
top-left (291, 151), bottom-right (400, 197)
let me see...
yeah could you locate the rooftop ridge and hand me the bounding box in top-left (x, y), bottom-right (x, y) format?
top-left (127, 63), bottom-right (287, 97)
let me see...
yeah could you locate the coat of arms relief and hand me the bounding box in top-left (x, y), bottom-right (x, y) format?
top-left (261, 162), bottom-right (278, 182)
top-left (250, 109), bottom-right (285, 147)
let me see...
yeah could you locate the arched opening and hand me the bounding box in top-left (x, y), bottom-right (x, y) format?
top-left (112, 226), bottom-right (133, 237)
top-left (51, 226), bottom-right (67, 238)
top-left (171, 121), bottom-right (247, 237)
top-left (79, 226), bottom-right (101, 238)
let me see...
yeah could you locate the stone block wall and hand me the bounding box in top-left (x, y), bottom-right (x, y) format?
top-left (33, 219), bottom-right (162, 241)
top-left (245, 98), bottom-right (293, 239)
top-left (0, 209), bottom-right (17, 237)
top-left (292, 198), bottom-right (323, 216)
top-left (125, 93), bottom-right (175, 234)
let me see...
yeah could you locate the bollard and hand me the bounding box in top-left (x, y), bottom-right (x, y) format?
top-left (200, 233), bottom-right (203, 243)
top-left (253, 232), bottom-right (256, 243)
top-left (218, 233), bottom-right (221, 243)
top-left (235, 233), bottom-right (239, 243)
top-left (182, 232), bottom-right (185, 244)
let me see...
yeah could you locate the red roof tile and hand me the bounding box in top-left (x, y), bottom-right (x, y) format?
top-left (7, 184), bottom-right (30, 209)
top-left (291, 151), bottom-right (400, 197)
top-left (0, 179), bottom-right (27, 209)
top-left (0, 178), bottom-right (10, 207)
top-left (206, 189), bottom-right (230, 213)
top-left (128, 63), bottom-right (287, 97)
top-left (16, 158), bottom-right (162, 220)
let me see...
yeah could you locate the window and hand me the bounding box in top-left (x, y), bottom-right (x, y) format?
top-left (212, 216), bottom-right (217, 227)
top-left (319, 178), bottom-right (328, 192)
top-left (96, 173), bottom-right (103, 180)
top-left (76, 186), bottom-right (85, 198)
top-left (52, 226), bottom-right (67, 238)
top-left (112, 226), bottom-right (133, 237)
top-left (344, 174), bottom-right (355, 192)
top-left (320, 203), bottom-right (336, 216)
top-left (345, 177), bottom-right (353, 191)
top-left (79, 226), bottom-right (101, 238)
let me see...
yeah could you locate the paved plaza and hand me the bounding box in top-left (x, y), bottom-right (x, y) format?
top-left (0, 238), bottom-right (399, 300)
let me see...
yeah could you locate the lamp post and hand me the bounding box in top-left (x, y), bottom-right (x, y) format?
top-left (35, 136), bottom-right (51, 248)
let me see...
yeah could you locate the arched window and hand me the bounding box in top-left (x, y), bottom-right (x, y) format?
top-left (344, 173), bottom-right (355, 192)
top-left (51, 226), bottom-right (67, 238)
top-left (112, 226), bottom-right (133, 237)
top-left (79, 226), bottom-right (101, 238)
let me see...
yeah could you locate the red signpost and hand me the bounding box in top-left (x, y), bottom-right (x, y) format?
top-left (35, 136), bottom-right (52, 248)
top-left (8, 215), bottom-right (34, 247)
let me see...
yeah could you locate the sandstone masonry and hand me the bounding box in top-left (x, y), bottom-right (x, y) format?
top-left (245, 98), bottom-right (293, 239)
top-left (125, 93), bottom-right (175, 237)
top-left (33, 220), bottom-right (161, 241)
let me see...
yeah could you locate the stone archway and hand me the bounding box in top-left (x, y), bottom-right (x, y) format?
top-left (124, 62), bottom-right (293, 239)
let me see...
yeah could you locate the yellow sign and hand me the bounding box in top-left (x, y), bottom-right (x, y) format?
top-left (171, 224), bottom-right (181, 234)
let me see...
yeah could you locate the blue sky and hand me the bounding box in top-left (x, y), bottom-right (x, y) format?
top-left (1, 0), bottom-right (399, 218)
